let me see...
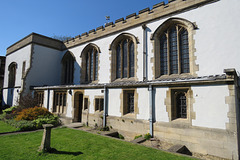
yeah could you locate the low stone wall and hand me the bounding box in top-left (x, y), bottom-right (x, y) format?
top-left (102, 115), bottom-right (237, 159)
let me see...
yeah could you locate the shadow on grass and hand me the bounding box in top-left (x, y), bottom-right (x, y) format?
top-left (48, 148), bottom-right (83, 156)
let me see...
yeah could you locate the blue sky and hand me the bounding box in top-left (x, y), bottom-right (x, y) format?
top-left (0, 0), bottom-right (168, 56)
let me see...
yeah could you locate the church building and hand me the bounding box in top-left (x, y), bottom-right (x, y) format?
top-left (2, 0), bottom-right (240, 159)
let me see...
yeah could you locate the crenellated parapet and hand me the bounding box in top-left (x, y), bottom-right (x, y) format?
top-left (63, 0), bottom-right (218, 49)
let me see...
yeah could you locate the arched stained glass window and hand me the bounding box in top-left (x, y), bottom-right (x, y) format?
top-left (116, 45), bottom-right (121, 79)
top-left (160, 34), bottom-right (168, 75)
top-left (62, 52), bottom-right (74, 85)
top-left (179, 28), bottom-right (189, 73)
top-left (115, 38), bottom-right (135, 79)
top-left (85, 48), bottom-right (98, 82)
top-left (8, 62), bottom-right (17, 88)
top-left (158, 24), bottom-right (189, 76)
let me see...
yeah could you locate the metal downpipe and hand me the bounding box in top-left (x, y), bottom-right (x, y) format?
top-left (103, 84), bottom-right (107, 127)
top-left (149, 84), bottom-right (153, 137)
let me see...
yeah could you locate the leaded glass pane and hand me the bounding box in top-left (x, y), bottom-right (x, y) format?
top-left (169, 26), bottom-right (178, 74)
top-left (123, 40), bottom-right (128, 78)
top-left (160, 34), bottom-right (168, 75)
top-left (100, 98), bottom-right (104, 111)
top-left (90, 50), bottom-right (94, 81)
top-left (179, 28), bottom-right (189, 73)
top-left (176, 92), bottom-right (187, 118)
top-left (63, 93), bottom-right (66, 106)
top-left (95, 51), bottom-right (98, 80)
top-left (128, 92), bottom-right (134, 113)
top-left (129, 41), bottom-right (134, 77)
top-left (86, 53), bottom-right (89, 81)
top-left (116, 45), bottom-right (121, 78)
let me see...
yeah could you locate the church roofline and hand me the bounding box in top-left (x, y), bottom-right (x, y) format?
top-left (6, 0), bottom-right (219, 55)
top-left (63, 0), bottom-right (219, 49)
top-left (6, 32), bottom-right (64, 56)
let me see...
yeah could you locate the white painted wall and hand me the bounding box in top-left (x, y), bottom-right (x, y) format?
top-left (2, 45), bottom-right (32, 105)
top-left (192, 85), bottom-right (229, 129)
top-left (25, 44), bottom-right (62, 91)
top-left (108, 88), bottom-right (122, 117)
top-left (154, 87), bottom-right (169, 122)
top-left (66, 89), bottom-right (73, 118)
top-left (136, 88), bottom-right (149, 120)
top-left (84, 89), bottom-right (104, 114)
top-left (49, 90), bottom-right (54, 112)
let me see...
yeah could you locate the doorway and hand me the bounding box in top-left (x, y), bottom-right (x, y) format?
top-left (74, 92), bottom-right (83, 122)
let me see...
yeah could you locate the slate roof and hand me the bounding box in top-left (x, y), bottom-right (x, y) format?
top-left (33, 74), bottom-right (229, 90)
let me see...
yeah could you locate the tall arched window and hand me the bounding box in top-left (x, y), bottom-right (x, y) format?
top-left (85, 48), bottom-right (98, 82)
top-left (116, 39), bottom-right (134, 79)
top-left (152, 18), bottom-right (196, 79)
top-left (81, 44), bottom-right (100, 83)
top-left (159, 24), bottom-right (189, 76)
top-left (62, 52), bottom-right (75, 85)
top-left (110, 33), bottom-right (137, 81)
top-left (8, 62), bottom-right (17, 88)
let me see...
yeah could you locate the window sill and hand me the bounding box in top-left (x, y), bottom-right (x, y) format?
top-left (94, 110), bottom-right (104, 114)
top-left (113, 77), bottom-right (136, 83)
top-left (122, 113), bottom-right (135, 118)
top-left (156, 73), bottom-right (194, 80)
top-left (170, 118), bottom-right (191, 126)
top-left (82, 80), bottom-right (99, 84)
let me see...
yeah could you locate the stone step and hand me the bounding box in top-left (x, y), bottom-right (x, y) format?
top-left (65, 122), bottom-right (83, 128)
top-left (167, 144), bottom-right (192, 156)
top-left (131, 137), bottom-right (146, 144)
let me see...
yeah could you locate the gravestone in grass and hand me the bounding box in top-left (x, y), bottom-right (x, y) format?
top-left (38, 124), bottom-right (54, 152)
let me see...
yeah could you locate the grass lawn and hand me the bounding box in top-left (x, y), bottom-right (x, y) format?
top-left (0, 121), bottom-right (19, 133)
top-left (0, 127), bottom-right (194, 160)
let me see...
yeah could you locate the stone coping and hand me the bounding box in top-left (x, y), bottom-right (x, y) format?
top-left (33, 74), bottom-right (232, 90)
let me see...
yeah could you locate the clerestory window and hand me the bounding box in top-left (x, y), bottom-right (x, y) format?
top-left (62, 52), bottom-right (75, 85)
top-left (85, 48), bottom-right (98, 82)
top-left (81, 44), bottom-right (100, 83)
top-left (152, 18), bottom-right (197, 79)
top-left (159, 24), bottom-right (189, 76)
top-left (110, 33), bottom-right (138, 82)
top-left (116, 39), bottom-right (135, 79)
top-left (8, 62), bottom-right (17, 88)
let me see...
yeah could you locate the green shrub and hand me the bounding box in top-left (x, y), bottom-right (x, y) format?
top-left (134, 135), bottom-right (142, 140)
top-left (144, 133), bottom-right (152, 140)
top-left (4, 119), bottom-right (36, 131)
top-left (2, 106), bottom-right (17, 114)
top-left (15, 106), bottom-right (52, 121)
top-left (33, 115), bottom-right (61, 129)
top-left (0, 113), bottom-right (6, 120)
